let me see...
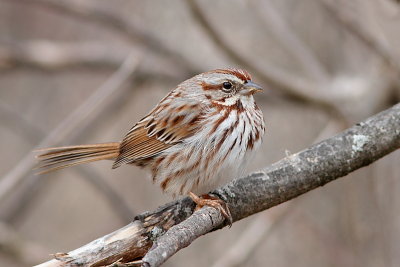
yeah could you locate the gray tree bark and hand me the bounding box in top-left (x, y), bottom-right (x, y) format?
top-left (36, 103), bottom-right (400, 267)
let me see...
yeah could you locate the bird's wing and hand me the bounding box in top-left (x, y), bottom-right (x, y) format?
top-left (112, 100), bottom-right (203, 168)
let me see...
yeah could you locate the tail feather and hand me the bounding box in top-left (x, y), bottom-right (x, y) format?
top-left (35, 142), bottom-right (120, 174)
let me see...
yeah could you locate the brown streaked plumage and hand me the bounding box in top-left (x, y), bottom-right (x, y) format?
top-left (35, 68), bottom-right (265, 223)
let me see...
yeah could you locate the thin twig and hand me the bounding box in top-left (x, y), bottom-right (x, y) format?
top-left (0, 52), bottom-right (140, 203)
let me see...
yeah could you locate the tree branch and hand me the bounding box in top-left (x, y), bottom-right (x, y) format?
top-left (35, 103), bottom-right (400, 267)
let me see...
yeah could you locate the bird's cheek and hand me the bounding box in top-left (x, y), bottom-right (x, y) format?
top-left (222, 95), bottom-right (240, 106)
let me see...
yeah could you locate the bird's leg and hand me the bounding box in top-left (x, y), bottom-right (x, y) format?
top-left (188, 192), bottom-right (232, 226)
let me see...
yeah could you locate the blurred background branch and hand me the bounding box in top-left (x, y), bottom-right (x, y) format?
top-left (0, 52), bottom-right (140, 203)
top-left (0, 41), bottom-right (129, 70)
top-left (249, 0), bottom-right (330, 83)
top-left (0, 221), bottom-right (49, 266)
top-left (322, 0), bottom-right (400, 72)
top-left (0, 98), bottom-right (134, 224)
top-left (187, 0), bottom-right (340, 113)
top-left (14, 0), bottom-right (199, 77)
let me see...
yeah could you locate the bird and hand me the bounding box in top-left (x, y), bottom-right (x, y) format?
top-left (36, 68), bottom-right (265, 224)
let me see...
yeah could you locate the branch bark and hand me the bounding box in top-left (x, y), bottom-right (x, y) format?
top-left (35, 103), bottom-right (400, 267)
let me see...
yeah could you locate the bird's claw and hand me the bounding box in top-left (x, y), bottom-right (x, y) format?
top-left (189, 192), bottom-right (233, 226)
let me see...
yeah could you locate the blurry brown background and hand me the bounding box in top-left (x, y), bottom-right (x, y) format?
top-left (0, 0), bottom-right (400, 266)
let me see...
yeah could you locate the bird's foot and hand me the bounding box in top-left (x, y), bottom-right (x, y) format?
top-left (189, 192), bottom-right (232, 226)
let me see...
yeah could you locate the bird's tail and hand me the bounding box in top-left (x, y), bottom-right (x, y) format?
top-left (35, 142), bottom-right (120, 174)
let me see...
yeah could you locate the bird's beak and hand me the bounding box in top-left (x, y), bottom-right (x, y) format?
top-left (241, 80), bottom-right (263, 95)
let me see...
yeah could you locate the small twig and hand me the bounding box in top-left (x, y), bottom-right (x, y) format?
top-left (0, 52), bottom-right (140, 203)
top-left (108, 259), bottom-right (143, 267)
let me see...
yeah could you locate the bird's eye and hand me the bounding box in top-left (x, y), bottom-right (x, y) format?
top-left (222, 81), bottom-right (233, 92)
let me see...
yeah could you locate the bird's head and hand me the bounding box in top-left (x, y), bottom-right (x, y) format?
top-left (179, 68), bottom-right (263, 108)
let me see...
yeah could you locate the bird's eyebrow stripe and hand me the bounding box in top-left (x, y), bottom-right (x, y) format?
top-left (213, 68), bottom-right (251, 82)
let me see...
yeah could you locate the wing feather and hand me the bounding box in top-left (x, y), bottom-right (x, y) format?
top-left (112, 100), bottom-right (203, 168)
